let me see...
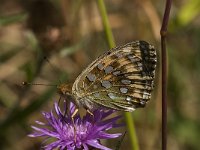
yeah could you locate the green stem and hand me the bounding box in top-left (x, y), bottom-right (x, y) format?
top-left (124, 112), bottom-right (139, 150)
top-left (97, 0), bottom-right (115, 48)
top-left (97, 0), bottom-right (139, 150)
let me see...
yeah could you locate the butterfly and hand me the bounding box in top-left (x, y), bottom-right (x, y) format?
top-left (58, 41), bottom-right (157, 112)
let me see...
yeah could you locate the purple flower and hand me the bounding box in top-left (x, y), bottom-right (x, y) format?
top-left (29, 101), bottom-right (122, 150)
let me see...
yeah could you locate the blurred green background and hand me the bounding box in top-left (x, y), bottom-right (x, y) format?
top-left (0, 0), bottom-right (200, 150)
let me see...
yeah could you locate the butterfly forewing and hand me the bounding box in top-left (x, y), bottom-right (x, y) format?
top-left (72, 41), bottom-right (157, 111)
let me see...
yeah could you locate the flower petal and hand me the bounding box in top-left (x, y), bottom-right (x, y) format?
top-left (43, 140), bottom-right (61, 150)
top-left (69, 102), bottom-right (76, 115)
top-left (98, 132), bottom-right (122, 139)
top-left (83, 143), bottom-right (89, 150)
top-left (35, 120), bottom-right (45, 125)
top-left (29, 102), bottom-right (123, 150)
top-left (86, 140), bottom-right (112, 150)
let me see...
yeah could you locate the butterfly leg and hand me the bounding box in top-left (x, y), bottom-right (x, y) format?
top-left (71, 108), bottom-right (78, 142)
top-left (58, 96), bottom-right (61, 105)
top-left (58, 97), bottom-right (68, 117)
top-left (86, 109), bottom-right (94, 123)
top-left (115, 131), bottom-right (127, 150)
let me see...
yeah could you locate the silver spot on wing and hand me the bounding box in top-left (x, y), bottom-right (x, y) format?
top-left (113, 70), bottom-right (121, 76)
top-left (108, 93), bottom-right (115, 99)
top-left (115, 53), bottom-right (123, 58)
top-left (87, 73), bottom-right (96, 82)
top-left (126, 96), bottom-right (132, 101)
top-left (120, 87), bottom-right (128, 93)
top-left (140, 100), bottom-right (146, 105)
top-left (97, 63), bottom-right (104, 70)
top-left (104, 65), bottom-right (114, 74)
top-left (121, 79), bottom-right (131, 85)
top-left (101, 80), bottom-right (112, 89)
top-left (94, 93), bottom-right (100, 97)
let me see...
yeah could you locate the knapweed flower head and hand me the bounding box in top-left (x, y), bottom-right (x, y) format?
top-left (29, 101), bottom-right (122, 150)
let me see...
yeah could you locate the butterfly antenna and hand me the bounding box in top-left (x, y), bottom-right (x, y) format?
top-left (115, 131), bottom-right (127, 150)
top-left (22, 81), bottom-right (58, 87)
top-left (43, 56), bottom-right (62, 84)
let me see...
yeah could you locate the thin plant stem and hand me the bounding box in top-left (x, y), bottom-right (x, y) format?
top-left (97, 0), bottom-right (115, 48)
top-left (160, 0), bottom-right (172, 150)
top-left (124, 112), bottom-right (139, 150)
top-left (97, 0), bottom-right (139, 150)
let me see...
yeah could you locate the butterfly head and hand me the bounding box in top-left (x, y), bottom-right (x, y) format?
top-left (57, 83), bottom-right (73, 98)
top-left (57, 83), bottom-right (82, 108)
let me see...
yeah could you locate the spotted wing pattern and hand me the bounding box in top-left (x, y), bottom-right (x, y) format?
top-left (72, 41), bottom-right (157, 111)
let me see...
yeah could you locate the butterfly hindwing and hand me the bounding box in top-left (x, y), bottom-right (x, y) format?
top-left (72, 41), bottom-right (157, 111)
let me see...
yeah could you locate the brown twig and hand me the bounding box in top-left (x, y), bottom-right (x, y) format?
top-left (160, 0), bottom-right (172, 150)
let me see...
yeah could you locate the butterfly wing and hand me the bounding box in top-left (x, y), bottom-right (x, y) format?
top-left (72, 41), bottom-right (157, 111)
